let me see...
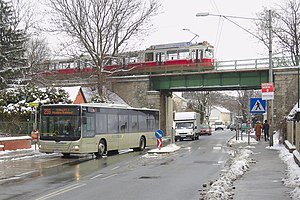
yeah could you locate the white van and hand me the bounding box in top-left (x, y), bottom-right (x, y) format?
top-left (214, 120), bottom-right (225, 131)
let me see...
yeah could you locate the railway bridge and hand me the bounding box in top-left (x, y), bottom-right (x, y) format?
top-left (41, 57), bottom-right (298, 135)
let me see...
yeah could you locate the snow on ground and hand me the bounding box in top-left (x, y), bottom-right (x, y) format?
top-left (197, 132), bottom-right (300, 200)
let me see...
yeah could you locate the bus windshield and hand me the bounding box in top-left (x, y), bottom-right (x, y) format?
top-left (40, 105), bottom-right (81, 141)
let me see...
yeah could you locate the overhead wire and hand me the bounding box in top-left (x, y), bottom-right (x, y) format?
top-left (210, 0), bottom-right (223, 58)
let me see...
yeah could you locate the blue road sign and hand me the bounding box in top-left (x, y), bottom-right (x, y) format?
top-left (250, 98), bottom-right (266, 114)
top-left (155, 130), bottom-right (164, 139)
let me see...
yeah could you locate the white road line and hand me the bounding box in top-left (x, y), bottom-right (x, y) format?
top-left (35, 183), bottom-right (86, 200)
top-left (90, 173), bottom-right (103, 180)
top-left (101, 174), bottom-right (118, 180)
top-left (110, 166), bottom-right (120, 171)
top-left (15, 171), bottom-right (36, 177)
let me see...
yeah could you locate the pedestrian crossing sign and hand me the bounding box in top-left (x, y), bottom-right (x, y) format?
top-left (250, 98), bottom-right (266, 114)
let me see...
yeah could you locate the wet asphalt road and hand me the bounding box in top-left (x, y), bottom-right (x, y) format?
top-left (0, 130), bottom-right (235, 200)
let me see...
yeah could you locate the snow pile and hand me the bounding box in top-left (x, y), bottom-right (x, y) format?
top-left (201, 147), bottom-right (253, 199)
top-left (269, 134), bottom-right (300, 200)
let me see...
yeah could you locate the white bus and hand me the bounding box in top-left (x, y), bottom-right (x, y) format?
top-left (38, 103), bottom-right (159, 157)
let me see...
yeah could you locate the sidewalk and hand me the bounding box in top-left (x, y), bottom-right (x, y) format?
top-left (233, 139), bottom-right (291, 200)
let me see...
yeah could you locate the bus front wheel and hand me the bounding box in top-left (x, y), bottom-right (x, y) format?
top-left (134, 136), bottom-right (146, 151)
top-left (95, 139), bottom-right (107, 158)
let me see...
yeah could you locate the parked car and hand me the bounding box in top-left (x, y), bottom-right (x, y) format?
top-left (199, 124), bottom-right (212, 135)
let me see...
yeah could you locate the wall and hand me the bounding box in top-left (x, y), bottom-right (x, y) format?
top-left (296, 122), bottom-right (300, 151)
top-left (274, 68), bottom-right (299, 130)
top-left (108, 76), bottom-right (151, 108)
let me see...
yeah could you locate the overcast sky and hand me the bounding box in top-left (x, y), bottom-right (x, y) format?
top-left (140, 0), bottom-right (286, 60)
top-left (34, 0), bottom-right (284, 61)
top-left (135, 0), bottom-right (284, 61)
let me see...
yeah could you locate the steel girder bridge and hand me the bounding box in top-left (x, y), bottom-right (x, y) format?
top-left (147, 57), bottom-right (289, 91)
top-left (150, 68), bottom-right (269, 91)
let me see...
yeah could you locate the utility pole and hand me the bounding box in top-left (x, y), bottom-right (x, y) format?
top-left (268, 10), bottom-right (274, 146)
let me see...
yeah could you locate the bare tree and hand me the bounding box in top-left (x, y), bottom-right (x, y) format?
top-left (183, 91), bottom-right (210, 124)
top-left (255, 0), bottom-right (300, 66)
top-left (47, 0), bottom-right (160, 97)
top-left (25, 37), bottom-right (51, 73)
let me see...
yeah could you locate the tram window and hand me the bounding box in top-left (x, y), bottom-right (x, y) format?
top-left (178, 49), bottom-right (190, 59)
top-left (167, 50), bottom-right (178, 60)
top-left (204, 49), bottom-right (213, 58)
top-left (145, 52), bottom-right (154, 62)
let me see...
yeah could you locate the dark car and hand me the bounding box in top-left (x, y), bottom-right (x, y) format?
top-left (199, 124), bottom-right (212, 135)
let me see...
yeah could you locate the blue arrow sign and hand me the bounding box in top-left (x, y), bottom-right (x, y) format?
top-left (155, 130), bottom-right (164, 139)
top-left (250, 98), bottom-right (266, 114)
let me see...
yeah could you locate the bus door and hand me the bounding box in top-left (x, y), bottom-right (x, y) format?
top-left (82, 110), bottom-right (96, 152)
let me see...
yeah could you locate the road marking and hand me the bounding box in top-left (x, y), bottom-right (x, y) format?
top-left (90, 173), bottom-right (103, 180)
top-left (213, 146), bottom-right (222, 150)
top-left (15, 171), bottom-right (36, 177)
top-left (101, 174), bottom-right (118, 180)
top-left (110, 166), bottom-right (120, 171)
top-left (35, 183), bottom-right (86, 200)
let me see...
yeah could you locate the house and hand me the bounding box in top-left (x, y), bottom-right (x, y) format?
top-left (209, 106), bottom-right (231, 126)
top-left (61, 86), bottom-right (87, 104)
top-left (172, 92), bottom-right (188, 112)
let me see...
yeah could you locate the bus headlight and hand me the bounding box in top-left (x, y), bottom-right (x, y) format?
top-left (71, 145), bottom-right (80, 151)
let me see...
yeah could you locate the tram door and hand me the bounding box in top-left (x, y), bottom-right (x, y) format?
top-left (192, 49), bottom-right (203, 63)
top-left (155, 52), bottom-right (165, 65)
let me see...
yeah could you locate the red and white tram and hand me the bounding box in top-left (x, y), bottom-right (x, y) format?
top-left (43, 41), bottom-right (214, 76)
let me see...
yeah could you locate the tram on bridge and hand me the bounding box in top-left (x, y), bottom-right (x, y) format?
top-left (41, 41), bottom-right (215, 76)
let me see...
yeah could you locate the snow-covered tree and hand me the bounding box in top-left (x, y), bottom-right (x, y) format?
top-left (0, 0), bottom-right (28, 89)
top-left (0, 85), bottom-right (71, 121)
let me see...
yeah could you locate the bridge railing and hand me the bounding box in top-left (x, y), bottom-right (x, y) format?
top-left (214, 57), bottom-right (292, 71)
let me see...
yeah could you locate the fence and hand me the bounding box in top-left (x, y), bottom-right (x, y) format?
top-left (0, 121), bottom-right (35, 137)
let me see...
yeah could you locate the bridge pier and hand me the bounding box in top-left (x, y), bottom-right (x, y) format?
top-left (159, 91), bottom-right (173, 138)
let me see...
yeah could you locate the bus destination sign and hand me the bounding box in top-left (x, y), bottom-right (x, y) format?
top-left (43, 107), bottom-right (80, 116)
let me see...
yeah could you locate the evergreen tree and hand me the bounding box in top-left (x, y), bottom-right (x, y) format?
top-left (0, 0), bottom-right (27, 89)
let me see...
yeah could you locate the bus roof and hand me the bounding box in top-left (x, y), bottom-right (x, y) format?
top-left (42, 103), bottom-right (159, 111)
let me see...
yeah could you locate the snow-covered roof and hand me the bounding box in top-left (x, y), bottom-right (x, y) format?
top-left (60, 86), bottom-right (81, 102)
top-left (287, 101), bottom-right (300, 121)
top-left (213, 106), bottom-right (231, 113)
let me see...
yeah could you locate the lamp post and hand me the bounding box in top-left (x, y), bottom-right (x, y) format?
top-left (196, 10), bottom-right (274, 146)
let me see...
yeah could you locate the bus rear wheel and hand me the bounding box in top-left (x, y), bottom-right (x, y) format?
top-left (133, 136), bottom-right (146, 151)
top-left (95, 139), bottom-right (107, 158)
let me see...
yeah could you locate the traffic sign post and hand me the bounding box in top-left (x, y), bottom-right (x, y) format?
top-left (250, 98), bottom-right (266, 114)
top-left (261, 82), bottom-right (274, 100)
top-left (155, 130), bottom-right (164, 150)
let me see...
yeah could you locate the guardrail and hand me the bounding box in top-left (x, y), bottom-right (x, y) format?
top-left (214, 57), bottom-right (292, 71)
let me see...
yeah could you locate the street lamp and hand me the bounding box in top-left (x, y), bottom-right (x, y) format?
top-left (196, 11), bottom-right (274, 146)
